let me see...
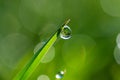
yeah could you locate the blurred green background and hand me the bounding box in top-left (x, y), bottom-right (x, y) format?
top-left (0, 0), bottom-right (120, 80)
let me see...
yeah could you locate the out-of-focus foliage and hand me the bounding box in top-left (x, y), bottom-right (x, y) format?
top-left (0, 0), bottom-right (120, 80)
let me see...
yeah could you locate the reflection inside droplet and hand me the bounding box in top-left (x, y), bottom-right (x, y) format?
top-left (55, 70), bottom-right (65, 79)
top-left (60, 25), bottom-right (71, 39)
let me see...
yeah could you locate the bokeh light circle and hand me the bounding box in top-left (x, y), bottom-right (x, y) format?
top-left (62, 34), bottom-right (96, 70)
top-left (116, 33), bottom-right (120, 48)
top-left (19, 0), bottom-right (63, 33)
top-left (114, 46), bottom-right (120, 64)
top-left (34, 42), bottom-right (55, 63)
top-left (100, 0), bottom-right (120, 17)
top-left (37, 75), bottom-right (50, 80)
top-left (0, 33), bottom-right (32, 68)
top-left (0, 12), bottom-right (21, 35)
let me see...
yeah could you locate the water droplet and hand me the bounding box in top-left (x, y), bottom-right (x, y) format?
top-left (60, 25), bottom-right (71, 39)
top-left (55, 70), bottom-right (65, 79)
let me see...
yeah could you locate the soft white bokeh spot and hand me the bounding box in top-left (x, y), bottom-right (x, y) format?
top-left (34, 42), bottom-right (55, 63)
top-left (37, 75), bottom-right (50, 80)
top-left (116, 33), bottom-right (120, 48)
top-left (34, 42), bottom-right (46, 54)
top-left (114, 46), bottom-right (120, 64)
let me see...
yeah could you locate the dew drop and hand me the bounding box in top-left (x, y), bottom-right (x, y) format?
top-left (55, 70), bottom-right (65, 79)
top-left (60, 25), bottom-right (72, 39)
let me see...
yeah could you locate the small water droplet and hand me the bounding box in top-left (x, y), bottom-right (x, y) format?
top-left (55, 70), bottom-right (65, 79)
top-left (60, 25), bottom-right (71, 39)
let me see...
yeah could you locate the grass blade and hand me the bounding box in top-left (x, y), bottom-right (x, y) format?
top-left (13, 19), bottom-right (70, 80)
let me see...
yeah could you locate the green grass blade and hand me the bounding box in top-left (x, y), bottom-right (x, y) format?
top-left (13, 19), bottom-right (70, 80)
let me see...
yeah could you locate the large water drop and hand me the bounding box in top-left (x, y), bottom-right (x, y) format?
top-left (60, 25), bottom-right (71, 39)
